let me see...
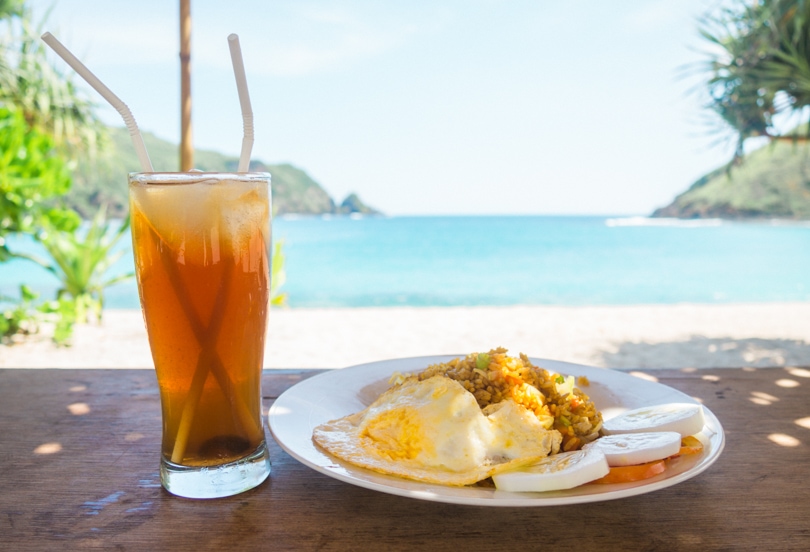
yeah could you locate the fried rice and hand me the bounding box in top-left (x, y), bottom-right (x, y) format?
top-left (412, 347), bottom-right (603, 452)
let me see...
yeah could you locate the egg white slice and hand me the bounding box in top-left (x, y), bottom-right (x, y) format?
top-left (583, 431), bottom-right (682, 466)
top-left (492, 447), bottom-right (609, 492)
top-left (601, 403), bottom-right (705, 437)
top-left (312, 376), bottom-right (561, 486)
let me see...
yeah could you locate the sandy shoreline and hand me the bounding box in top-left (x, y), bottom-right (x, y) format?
top-left (2, 303), bottom-right (809, 370)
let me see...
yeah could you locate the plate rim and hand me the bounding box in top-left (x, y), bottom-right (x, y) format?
top-left (268, 355), bottom-right (726, 507)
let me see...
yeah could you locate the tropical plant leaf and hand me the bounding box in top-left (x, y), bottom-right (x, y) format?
top-left (0, 8), bottom-right (103, 152)
top-left (698, 0), bottom-right (810, 163)
top-left (19, 205), bottom-right (134, 324)
top-left (270, 239), bottom-right (288, 307)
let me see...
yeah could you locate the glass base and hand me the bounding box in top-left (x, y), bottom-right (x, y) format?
top-left (160, 441), bottom-right (271, 499)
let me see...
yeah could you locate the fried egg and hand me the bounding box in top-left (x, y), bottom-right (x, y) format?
top-left (312, 375), bottom-right (562, 486)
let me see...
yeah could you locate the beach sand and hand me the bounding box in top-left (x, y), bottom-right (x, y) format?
top-left (2, 303), bottom-right (809, 369)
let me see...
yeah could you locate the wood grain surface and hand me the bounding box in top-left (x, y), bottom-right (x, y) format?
top-left (0, 367), bottom-right (808, 551)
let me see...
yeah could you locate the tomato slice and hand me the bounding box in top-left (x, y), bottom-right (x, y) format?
top-left (589, 459), bottom-right (667, 484)
top-left (674, 435), bottom-right (705, 457)
top-left (586, 435), bottom-right (704, 485)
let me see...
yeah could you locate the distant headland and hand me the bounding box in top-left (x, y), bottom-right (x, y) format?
top-left (68, 126), bottom-right (381, 218)
top-left (652, 138), bottom-right (810, 220)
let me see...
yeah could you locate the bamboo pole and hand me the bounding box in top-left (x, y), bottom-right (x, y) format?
top-left (180, 0), bottom-right (193, 171)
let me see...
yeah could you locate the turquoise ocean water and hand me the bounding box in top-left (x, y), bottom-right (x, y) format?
top-left (3, 215), bottom-right (810, 308)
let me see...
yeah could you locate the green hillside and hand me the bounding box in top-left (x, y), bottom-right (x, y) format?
top-left (653, 140), bottom-right (810, 219)
top-left (68, 126), bottom-right (379, 217)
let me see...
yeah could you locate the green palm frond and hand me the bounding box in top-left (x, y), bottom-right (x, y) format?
top-left (0, 1), bottom-right (23, 21)
top-left (0, 8), bottom-right (103, 153)
top-left (699, 0), bottom-right (810, 162)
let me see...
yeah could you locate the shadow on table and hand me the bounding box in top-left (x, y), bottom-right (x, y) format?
top-left (598, 336), bottom-right (810, 369)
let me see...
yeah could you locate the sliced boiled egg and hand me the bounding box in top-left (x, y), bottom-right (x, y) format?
top-left (583, 431), bottom-right (682, 466)
top-left (491, 447), bottom-right (609, 492)
top-left (601, 403), bottom-right (705, 437)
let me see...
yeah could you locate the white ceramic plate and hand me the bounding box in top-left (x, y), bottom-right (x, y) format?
top-left (268, 356), bottom-right (725, 507)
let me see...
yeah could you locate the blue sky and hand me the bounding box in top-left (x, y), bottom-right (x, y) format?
top-left (30, 0), bottom-right (736, 216)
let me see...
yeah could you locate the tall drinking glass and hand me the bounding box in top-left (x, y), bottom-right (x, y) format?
top-left (128, 172), bottom-right (272, 499)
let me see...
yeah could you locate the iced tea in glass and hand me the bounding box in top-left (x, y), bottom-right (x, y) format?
top-left (129, 172), bottom-right (272, 498)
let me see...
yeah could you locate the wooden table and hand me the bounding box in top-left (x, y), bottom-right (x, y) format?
top-left (1, 367), bottom-right (808, 551)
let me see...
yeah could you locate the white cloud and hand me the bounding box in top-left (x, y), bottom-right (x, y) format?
top-left (299, 5), bottom-right (359, 26)
top-left (66, 27), bottom-right (176, 68)
top-left (260, 32), bottom-right (405, 76)
top-left (31, 1), bottom-right (176, 68)
top-left (190, 22), bottom-right (409, 77)
top-left (622, 0), bottom-right (688, 31)
top-left (202, 2), bottom-right (445, 77)
top-left (31, 0), bottom-right (441, 78)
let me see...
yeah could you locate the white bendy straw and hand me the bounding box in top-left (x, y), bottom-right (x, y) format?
top-left (227, 34), bottom-right (254, 172)
top-left (41, 32), bottom-right (153, 172)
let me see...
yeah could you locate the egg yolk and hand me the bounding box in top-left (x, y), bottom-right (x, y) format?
top-left (360, 407), bottom-right (431, 461)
